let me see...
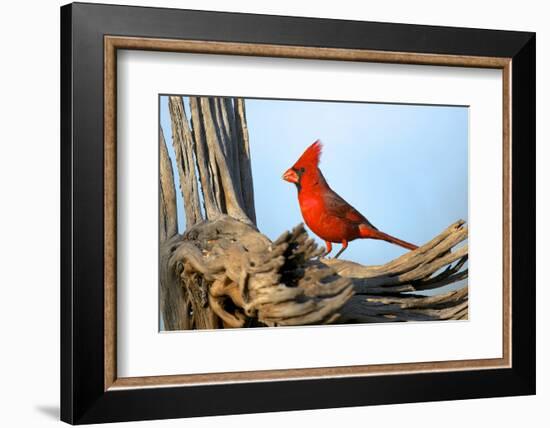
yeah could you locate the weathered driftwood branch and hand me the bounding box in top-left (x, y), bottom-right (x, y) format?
top-left (160, 215), bottom-right (468, 329)
top-left (160, 96), bottom-right (469, 330)
top-left (168, 96), bottom-right (202, 227)
top-left (324, 220), bottom-right (468, 293)
top-left (326, 221), bottom-right (468, 322)
top-left (169, 95), bottom-right (256, 226)
top-left (162, 216), bottom-right (353, 329)
top-left (159, 125), bottom-right (187, 330)
top-left (159, 127), bottom-right (178, 242)
top-left (160, 95), bottom-right (259, 329)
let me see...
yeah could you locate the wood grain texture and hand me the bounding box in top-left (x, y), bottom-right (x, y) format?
top-left (111, 356), bottom-right (507, 389)
top-left (234, 98), bottom-right (256, 224)
top-left (159, 127), bottom-right (178, 241)
top-left (104, 35), bottom-right (512, 390)
top-left (502, 62), bottom-right (512, 364)
top-left (162, 216), bottom-right (353, 329)
top-left (104, 36), bottom-right (117, 391)
top-left (197, 97), bottom-right (253, 223)
top-left (106, 36), bottom-right (510, 68)
top-left (160, 95), bottom-right (262, 328)
top-left (168, 96), bottom-right (203, 226)
top-left (159, 127), bottom-right (190, 331)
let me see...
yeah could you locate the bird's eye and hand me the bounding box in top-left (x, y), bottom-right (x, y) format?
top-left (300, 167), bottom-right (306, 173)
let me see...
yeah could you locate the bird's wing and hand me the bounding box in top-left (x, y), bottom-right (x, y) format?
top-left (323, 190), bottom-right (378, 230)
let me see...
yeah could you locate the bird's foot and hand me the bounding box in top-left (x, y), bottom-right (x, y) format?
top-left (319, 251), bottom-right (330, 259)
top-left (320, 242), bottom-right (333, 259)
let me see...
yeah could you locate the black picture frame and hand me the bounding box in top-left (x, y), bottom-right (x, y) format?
top-left (61, 2), bottom-right (535, 424)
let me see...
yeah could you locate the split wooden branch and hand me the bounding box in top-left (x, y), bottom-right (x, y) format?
top-left (168, 96), bottom-right (202, 226)
top-left (159, 126), bottom-right (178, 242)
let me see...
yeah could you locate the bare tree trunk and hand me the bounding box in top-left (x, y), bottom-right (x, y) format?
top-left (159, 96), bottom-right (469, 330)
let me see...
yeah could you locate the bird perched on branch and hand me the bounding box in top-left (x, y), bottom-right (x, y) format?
top-left (282, 140), bottom-right (418, 259)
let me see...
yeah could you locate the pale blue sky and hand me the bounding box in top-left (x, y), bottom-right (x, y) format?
top-left (160, 95), bottom-right (468, 268)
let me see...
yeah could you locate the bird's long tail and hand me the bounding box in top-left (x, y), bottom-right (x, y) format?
top-left (359, 225), bottom-right (418, 251)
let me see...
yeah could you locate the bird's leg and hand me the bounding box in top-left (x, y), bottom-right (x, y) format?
top-left (323, 241), bottom-right (333, 258)
top-left (334, 240), bottom-right (348, 259)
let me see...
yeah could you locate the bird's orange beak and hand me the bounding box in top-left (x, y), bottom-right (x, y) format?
top-left (282, 168), bottom-right (299, 183)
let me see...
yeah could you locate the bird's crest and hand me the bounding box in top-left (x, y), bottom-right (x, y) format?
top-left (294, 140), bottom-right (323, 168)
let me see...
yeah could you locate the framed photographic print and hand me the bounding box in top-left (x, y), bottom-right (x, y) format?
top-left (60, 2), bottom-right (535, 424)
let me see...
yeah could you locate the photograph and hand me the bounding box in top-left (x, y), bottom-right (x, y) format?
top-left (159, 95), bottom-right (469, 330)
top-left (52, 1), bottom-right (536, 424)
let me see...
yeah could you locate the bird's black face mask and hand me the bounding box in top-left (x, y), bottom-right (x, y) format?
top-left (293, 167), bottom-right (305, 191)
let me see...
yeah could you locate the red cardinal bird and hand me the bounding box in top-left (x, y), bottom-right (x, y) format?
top-left (282, 140), bottom-right (418, 259)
